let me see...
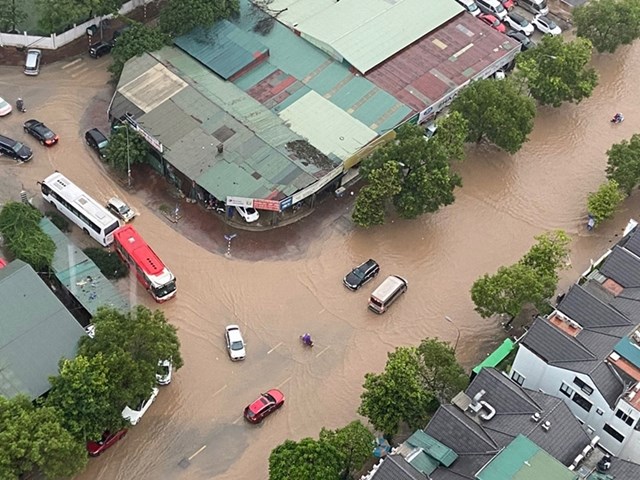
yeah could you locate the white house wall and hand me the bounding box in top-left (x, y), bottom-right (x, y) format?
top-left (511, 345), bottom-right (635, 455)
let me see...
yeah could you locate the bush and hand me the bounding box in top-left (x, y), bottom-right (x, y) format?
top-left (83, 248), bottom-right (127, 279)
top-left (47, 212), bottom-right (70, 232)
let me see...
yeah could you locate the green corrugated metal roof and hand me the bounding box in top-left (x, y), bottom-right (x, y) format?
top-left (614, 337), bottom-right (640, 369)
top-left (40, 218), bottom-right (129, 316)
top-left (477, 435), bottom-right (578, 480)
top-left (405, 430), bottom-right (458, 468)
top-left (473, 338), bottom-right (515, 375)
top-left (174, 21), bottom-right (268, 80)
top-left (0, 260), bottom-right (85, 400)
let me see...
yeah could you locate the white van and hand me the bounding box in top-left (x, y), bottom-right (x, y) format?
top-left (476, 0), bottom-right (507, 20)
top-left (368, 275), bottom-right (408, 314)
top-left (24, 49), bottom-right (41, 76)
top-left (456, 0), bottom-right (481, 17)
top-left (516, 0), bottom-right (549, 16)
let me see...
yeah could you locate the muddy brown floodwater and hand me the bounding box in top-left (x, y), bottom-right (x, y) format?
top-left (1, 41), bottom-right (640, 480)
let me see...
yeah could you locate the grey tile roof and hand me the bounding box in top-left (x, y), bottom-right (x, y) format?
top-left (424, 368), bottom-right (591, 474)
top-left (617, 226), bottom-right (640, 258)
top-left (370, 455), bottom-right (425, 480)
top-left (603, 457), bottom-right (640, 479)
top-left (522, 318), bottom-right (595, 364)
top-left (600, 246), bottom-right (640, 288)
top-left (558, 284), bottom-right (632, 328)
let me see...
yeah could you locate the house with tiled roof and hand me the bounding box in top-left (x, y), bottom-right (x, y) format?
top-left (510, 220), bottom-right (640, 458)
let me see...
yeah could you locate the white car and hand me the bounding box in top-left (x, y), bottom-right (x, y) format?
top-left (532, 15), bottom-right (562, 35)
top-left (504, 12), bottom-right (534, 36)
top-left (235, 206), bottom-right (259, 223)
top-left (156, 359), bottom-right (172, 385)
top-left (225, 325), bottom-right (246, 361)
top-left (0, 97), bottom-right (12, 116)
top-left (122, 388), bottom-right (159, 425)
top-left (106, 197), bottom-right (136, 223)
top-left (85, 324), bottom-right (96, 338)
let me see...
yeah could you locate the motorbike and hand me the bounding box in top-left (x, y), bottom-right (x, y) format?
top-left (300, 334), bottom-right (314, 347)
top-left (16, 99), bottom-right (26, 113)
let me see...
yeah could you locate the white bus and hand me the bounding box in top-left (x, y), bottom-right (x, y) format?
top-left (40, 172), bottom-right (120, 246)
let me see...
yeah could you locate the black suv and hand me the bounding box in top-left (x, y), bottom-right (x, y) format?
top-left (0, 134), bottom-right (33, 162)
top-left (85, 128), bottom-right (109, 159)
top-left (343, 259), bottom-right (380, 291)
top-left (89, 41), bottom-right (113, 58)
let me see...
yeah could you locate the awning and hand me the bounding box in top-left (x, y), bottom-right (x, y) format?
top-left (472, 338), bottom-right (515, 375)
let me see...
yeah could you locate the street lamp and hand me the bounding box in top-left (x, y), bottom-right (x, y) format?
top-left (444, 316), bottom-right (461, 353)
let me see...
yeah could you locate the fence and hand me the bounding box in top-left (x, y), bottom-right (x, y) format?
top-left (0, 0), bottom-right (152, 50)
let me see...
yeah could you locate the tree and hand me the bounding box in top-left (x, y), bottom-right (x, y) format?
top-left (587, 179), bottom-right (625, 225)
top-left (352, 161), bottom-right (402, 227)
top-left (46, 353), bottom-right (124, 442)
top-left (416, 338), bottom-right (468, 403)
top-left (0, 201), bottom-right (42, 236)
top-left (36, 0), bottom-right (86, 33)
top-left (520, 230), bottom-right (571, 279)
top-left (84, 248), bottom-right (128, 279)
top-left (606, 133), bottom-right (640, 195)
top-left (0, 0), bottom-right (27, 32)
top-left (450, 78), bottom-right (535, 153)
top-left (105, 125), bottom-right (149, 172)
top-left (110, 23), bottom-right (170, 78)
top-left (516, 35), bottom-right (598, 107)
top-left (319, 421), bottom-right (374, 480)
top-left (269, 438), bottom-right (342, 480)
top-left (159, 0), bottom-right (240, 37)
top-left (358, 347), bottom-right (435, 438)
top-left (471, 263), bottom-right (557, 320)
top-left (84, 0), bottom-right (125, 39)
top-left (573, 0), bottom-right (640, 54)
top-left (0, 396), bottom-right (86, 480)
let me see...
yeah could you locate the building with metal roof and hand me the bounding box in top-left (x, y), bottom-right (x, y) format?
top-left (40, 217), bottom-right (129, 317)
top-left (266, 0), bottom-right (464, 74)
top-left (0, 260), bottom-right (85, 400)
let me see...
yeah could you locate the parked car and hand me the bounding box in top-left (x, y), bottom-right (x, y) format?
top-left (122, 388), bottom-right (159, 425)
top-left (0, 134), bottom-right (33, 162)
top-left (235, 205), bottom-right (259, 223)
top-left (225, 325), bottom-right (246, 361)
top-left (507, 31), bottom-right (536, 50)
top-left (89, 41), bottom-right (113, 58)
top-left (106, 197), bottom-right (135, 223)
top-left (85, 324), bottom-right (96, 338)
top-left (85, 128), bottom-right (109, 158)
top-left (111, 26), bottom-right (131, 44)
top-left (0, 97), bottom-right (12, 116)
top-left (244, 389), bottom-right (285, 424)
top-left (86, 430), bottom-right (127, 456)
top-left (532, 15), bottom-right (562, 35)
top-left (455, 0), bottom-right (481, 17)
top-left (23, 119), bottom-right (59, 146)
top-left (24, 49), bottom-right (41, 76)
top-left (504, 12), bottom-right (534, 35)
top-left (156, 360), bottom-right (172, 385)
top-left (479, 13), bottom-right (507, 33)
top-left (500, 0), bottom-right (515, 10)
top-left (343, 259), bottom-right (380, 291)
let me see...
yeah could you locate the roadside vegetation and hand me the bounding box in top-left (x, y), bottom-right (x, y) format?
top-left (83, 247), bottom-right (128, 279)
top-left (105, 124), bottom-right (150, 171)
top-left (573, 0), bottom-right (640, 54)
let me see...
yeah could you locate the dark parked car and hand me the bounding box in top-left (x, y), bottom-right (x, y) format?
top-left (85, 128), bottom-right (109, 158)
top-left (86, 430), bottom-right (127, 456)
top-left (343, 259), bottom-right (380, 291)
top-left (23, 119), bottom-right (59, 146)
top-left (244, 389), bottom-right (285, 424)
top-left (0, 134), bottom-right (33, 162)
top-left (507, 30), bottom-right (536, 51)
top-left (89, 41), bottom-right (113, 58)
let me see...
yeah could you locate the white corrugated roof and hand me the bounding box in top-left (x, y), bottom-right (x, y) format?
top-left (268, 0), bottom-right (464, 73)
top-left (279, 90), bottom-right (377, 160)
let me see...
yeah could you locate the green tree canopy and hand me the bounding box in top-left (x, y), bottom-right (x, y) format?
top-left (353, 116), bottom-right (467, 227)
top-left (36, 0), bottom-right (85, 33)
top-left (0, 202), bottom-right (54, 271)
top-left (450, 78), bottom-right (535, 153)
top-left (0, 396), bottom-right (86, 480)
top-left (520, 230), bottom-right (571, 279)
top-left (416, 338), bottom-right (468, 403)
top-left (159, 0), bottom-right (240, 37)
top-left (587, 179), bottom-right (625, 225)
top-left (110, 22), bottom-right (170, 78)
top-left (606, 133), bottom-right (640, 195)
top-left (319, 421), bottom-right (374, 480)
top-left (358, 347), bottom-right (436, 438)
top-left (516, 35), bottom-right (598, 107)
top-left (471, 263), bottom-right (557, 319)
top-left (105, 125), bottom-right (150, 172)
top-left (574, 0), bottom-right (640, 53)
top-left (269, 438), bottom-right (342, 480)
top-left (0, 0), bottom-right (26, 32)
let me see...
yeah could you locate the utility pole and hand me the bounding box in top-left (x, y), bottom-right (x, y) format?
top-left (126, 126), bottom-right (131, 188)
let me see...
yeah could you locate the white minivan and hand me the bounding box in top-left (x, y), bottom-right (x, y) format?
top-left (24, 49), bottom-right (41, 76)
top-left (456, 0), bottom-right (481, 17)
top-left (476, 0), bottom-right (508, 20)
top-left (368, 275), bottom-right (408, 314)
top-left (516, 0), bottom-right (549, 16)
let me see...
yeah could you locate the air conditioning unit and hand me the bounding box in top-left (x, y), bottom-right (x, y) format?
top-left (531, 412), bottom-right (541, 422)
top-left (541, 421), bottom-right (551, 432)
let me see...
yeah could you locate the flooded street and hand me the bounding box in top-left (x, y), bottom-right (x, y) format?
top-left (1, 42), bottom-right (640, 479)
